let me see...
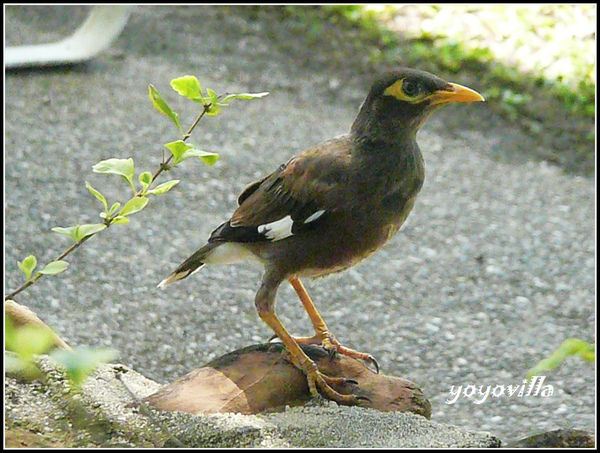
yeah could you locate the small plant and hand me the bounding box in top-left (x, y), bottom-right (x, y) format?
top-left (527, 338), bottom-right (595, 379)
top-left (5, 76), bottom-right (267, 302)
top-left (5, 315), bottom-right (118, 386)
top-left (5, 75), bottom-right (268, 385)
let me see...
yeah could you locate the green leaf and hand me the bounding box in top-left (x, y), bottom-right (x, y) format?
top-left (85, 181), bottom-right (108, 212)
top-left (148, 85), bottom-right (182, 133)
top-left (147, 179), bottom-right (180, 195)
top-left (205, 106), bottom-right (223, 116)
top-left (139, 171), bottom-right (153, 191)
top-left (5, 317), bottom-right (16, 346)
top-left (92, 158), bottom-right (135, 191)
top-left (527, 338), bottom-right (595, 379)
top-left (204, 88), bottom-right (222, 116)
top-left (170, 75), bottom-right (203, 101)
top-left (39, 260), bottom-right (69, 275)
top-left (220, 92), bottom-right (270, 103)
top-left (206, 88), bottom-right (219, 103)
top-left (119, 197), bottom-right (149, 217)
top-left (108, 202), bottom-right (121, 216)
top-left (51, 347), bottom-right (119, 386)
top-left (52, 224), bottom-right (106, 243)
top-left (76, 223), bottom-right (107, 241)
top-left (3, 317), bottom-right (44, 378)
top-left (164, 140), bottom-right (190, 164)
top-left (17, 255), bottom-right (37, 280)
top-left (164, 140), bottom-right (219, 166)
top-left (109, 216), bottom-right (129, 225)
top-left (184, 147), bottom-right (220, 166)
top-left (7, 323), bottom-right (56, 359)
top-left (52, 226), bottom-right (79, 242)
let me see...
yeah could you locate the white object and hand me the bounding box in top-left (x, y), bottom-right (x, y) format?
top-left (5, 6), bottom-right (132, 68)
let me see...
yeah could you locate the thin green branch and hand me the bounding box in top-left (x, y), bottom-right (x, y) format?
top-left (5, 101), bottom-right (213, 301)
top-left (5, 234), bottom-right (93, 301)
top-left (146, 102), bottom-right (212, 189)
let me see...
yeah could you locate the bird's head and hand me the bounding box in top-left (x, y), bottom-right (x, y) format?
top-left (352, 68), bottom-right (485, 142)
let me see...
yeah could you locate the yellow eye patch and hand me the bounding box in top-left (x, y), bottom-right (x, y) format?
top-left (383, 78), bottom-right (423, 103)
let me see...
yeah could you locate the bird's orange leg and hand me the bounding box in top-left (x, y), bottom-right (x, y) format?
top-left (288, 277), bottom-right (380, 373)
top-left (256, 273), bottom-right (367, 405)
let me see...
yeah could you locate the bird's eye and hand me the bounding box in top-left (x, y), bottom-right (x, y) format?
top-left (382, 77), bottom-right (424, 102)
top-left (402, 79), bottom-right (420, 97)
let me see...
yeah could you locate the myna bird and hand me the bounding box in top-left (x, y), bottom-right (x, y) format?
top-left (159, 68), bottom-right (484, 405)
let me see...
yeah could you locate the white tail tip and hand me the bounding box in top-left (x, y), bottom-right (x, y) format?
top-left (157, 274), bottom-right (179, 288)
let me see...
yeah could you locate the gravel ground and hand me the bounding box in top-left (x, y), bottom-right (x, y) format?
top-left (5, 6), bottom-right (595, 444)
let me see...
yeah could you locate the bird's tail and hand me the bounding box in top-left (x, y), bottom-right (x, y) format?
top-left (157, 243), bottom-right (219, 288)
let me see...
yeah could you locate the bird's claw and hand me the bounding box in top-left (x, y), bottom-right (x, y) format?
top-left (309, 370), bottom-right (369, 407)
top-left (268, 332), bottom-right (380, 374)
top-left (365, 354), bottom-right (380, 374)
top-left (326, 341), bottom-right (381, 375)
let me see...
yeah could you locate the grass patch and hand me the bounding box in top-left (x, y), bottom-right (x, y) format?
top-left (331, 5), bottom-right (594, 118)
top-left (282, 5), bottom-right (595, 176)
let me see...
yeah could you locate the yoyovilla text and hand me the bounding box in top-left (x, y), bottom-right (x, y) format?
top-left (446, 376), bottom-right (554, 405)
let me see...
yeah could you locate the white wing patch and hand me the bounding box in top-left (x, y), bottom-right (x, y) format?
top-left (257, 210), bottom-right (327, 242)
top-left (258, 216), bottom-right (294, 241)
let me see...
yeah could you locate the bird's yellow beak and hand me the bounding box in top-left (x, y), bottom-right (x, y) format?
top-left (428, 82), bottom-right (485, 106)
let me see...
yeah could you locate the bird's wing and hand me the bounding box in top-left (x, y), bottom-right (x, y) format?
top-left (209, 136), bottom-right (354, 244)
